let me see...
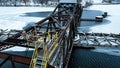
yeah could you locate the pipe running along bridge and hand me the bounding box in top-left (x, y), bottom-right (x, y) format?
top-left (0, 1), bottom-right (83, 68)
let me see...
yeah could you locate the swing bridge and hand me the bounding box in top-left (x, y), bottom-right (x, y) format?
top-left (0, 2), bottom-right (83, 68)
top-left (0, 1), bottom-right (120, 68)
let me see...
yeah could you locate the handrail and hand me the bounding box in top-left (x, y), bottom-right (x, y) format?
top-left (29, 32), bottom-right (58, 68)
top-left (29, 41), bottom-right (39, 68)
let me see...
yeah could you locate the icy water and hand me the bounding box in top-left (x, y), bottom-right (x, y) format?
top-left (78, 9), bottom-right (110, 33)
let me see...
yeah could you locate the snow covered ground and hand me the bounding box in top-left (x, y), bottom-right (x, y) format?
top-left (0, 7), bottom-right (55, 30)
top-left (84, 4), bottom-right (120, 34)
top-left (1, 3), bottom-right (119, 34)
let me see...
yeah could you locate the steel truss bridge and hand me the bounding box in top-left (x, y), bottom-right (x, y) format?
top-left (0, 1), bottom-right (120, 68)
top-left (0, 2), bottom-right (83, 68)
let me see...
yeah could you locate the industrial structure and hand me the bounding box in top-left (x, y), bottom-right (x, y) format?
top-left (0, 0), bottom-right (120, 68)
top-left (0, 0), bottom-right (83, 68)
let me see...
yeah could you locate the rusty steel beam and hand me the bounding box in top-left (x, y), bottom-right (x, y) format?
top-left (0, 52), bottom-right (31, 64)
top-left (0, 56), bottom-right (10, 67)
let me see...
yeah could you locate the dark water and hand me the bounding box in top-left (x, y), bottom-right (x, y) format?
top-left (68, 48), bottom-right (120, 68)
top-left (81, 10), bottom-right (103, 19)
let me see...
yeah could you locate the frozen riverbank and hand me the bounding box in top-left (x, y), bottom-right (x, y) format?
top-left (88, 4), bottom-right (120, 34)
top-left (0, 7), bottom-right (54, 30)
top-left (79, 4), bottom-right (120, 34)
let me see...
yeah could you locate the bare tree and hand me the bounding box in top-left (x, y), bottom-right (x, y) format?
top-left (22, 0), bottom-right (29, 5)
top-left (0, 0), bottom-right (59, 6)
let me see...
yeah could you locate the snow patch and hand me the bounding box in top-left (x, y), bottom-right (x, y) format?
top-left (2, 46), bottom-right (34, 52)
